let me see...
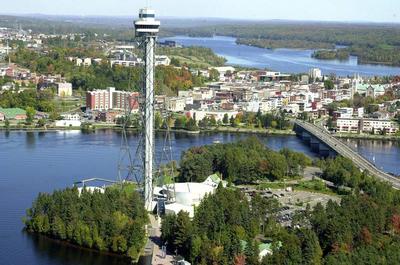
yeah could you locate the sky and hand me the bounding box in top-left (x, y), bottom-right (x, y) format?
top-left (1, 0), bottom-right (400, 23)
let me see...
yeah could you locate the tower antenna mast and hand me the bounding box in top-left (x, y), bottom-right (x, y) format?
top-left (134, 7), bottom-right (160, 211)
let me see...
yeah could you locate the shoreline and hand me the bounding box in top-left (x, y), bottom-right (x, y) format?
top-left (24, 231), bottom-right (142, 264)
top-left (0, 125), bottom-right (296, 136)
top-left (1, 125), bottom-right (399, 140)
top-left (333, 133), bottom-right (400, 141)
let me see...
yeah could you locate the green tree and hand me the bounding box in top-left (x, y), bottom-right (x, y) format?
top-left (25, 106), bottom-right (36, 124)
top-left (37, 118), bottom-right (46, 127)
top-left (174, 211), bottom-right (193, 255)
top-left (324, 79), bottom-right (335, 90)
top-left (4, 119), bottom-right (10, 130)
top-left (186, 117), bottom-right (199, 131)
top-left (223, 113), bottom-right (229, 124)
top-left (155, 112), bottom-right (163, 129)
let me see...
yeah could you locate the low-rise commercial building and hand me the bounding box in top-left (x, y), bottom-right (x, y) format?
top-left (0, 108), bottom-right (27, 120)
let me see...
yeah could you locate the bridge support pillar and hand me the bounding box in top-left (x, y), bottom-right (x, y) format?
top-left (319, 143), bottom-right (336, 158)
top-left (310, 137), bottom-right (320, 152)
top-left (302, 132), bottom-right (311, 144)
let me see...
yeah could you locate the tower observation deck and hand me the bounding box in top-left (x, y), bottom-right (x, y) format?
top-left (134, 8), bottom-right (160, 211)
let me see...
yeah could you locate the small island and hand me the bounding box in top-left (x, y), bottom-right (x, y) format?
top-left (24, 184), bottom-right (148, 262)
top-left (312, 49), bottom-right (350, 61)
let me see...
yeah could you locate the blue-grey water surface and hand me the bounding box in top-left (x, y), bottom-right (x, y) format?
top-left (162, 36), bottom-right (400, 77)
top-left (0, 130), bottom-right (399, 265)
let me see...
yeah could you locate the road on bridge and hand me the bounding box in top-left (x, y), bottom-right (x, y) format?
top-left (294, 120), bottom-right (400, 189)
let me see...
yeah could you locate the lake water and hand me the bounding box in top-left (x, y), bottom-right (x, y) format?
top-left (0, 130), bottom-right (399, 265)
top-left (162, 36), bottom-right (400, 77)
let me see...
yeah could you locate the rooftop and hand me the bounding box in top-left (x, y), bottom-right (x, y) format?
top-left (0, 107), bottom-right (26, 119)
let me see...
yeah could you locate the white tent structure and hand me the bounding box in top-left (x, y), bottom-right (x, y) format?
top-left (155, 174), bottom-right (226, 218)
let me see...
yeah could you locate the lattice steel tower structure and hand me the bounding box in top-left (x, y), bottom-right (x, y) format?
top-left (134, 8), bottom-right (160, 211)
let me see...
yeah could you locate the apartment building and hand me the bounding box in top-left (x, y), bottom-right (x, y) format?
top-left (86, 87), bottom-right (139, 111)
top-left (361, 119), bottom-right (399, 134)
top-left (336, 118), bottom-right (399, 134)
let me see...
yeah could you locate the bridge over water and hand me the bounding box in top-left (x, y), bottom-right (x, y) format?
top-left (293, 120), bottom-right (400, 189)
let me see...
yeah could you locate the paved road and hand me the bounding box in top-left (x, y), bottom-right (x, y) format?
top-left (295, 120), bottom-right (400, 189)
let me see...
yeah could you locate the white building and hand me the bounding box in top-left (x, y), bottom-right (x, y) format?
top-left (55, 113), bottom-right (82, 127)
top-left (76, 58), bottom-right (92, 67)
top-left (155, 55), bottom-right (171, 66)
top-left (187, 110), bottom-right (239, 122)
top-left (244, 100), bottom-right (262, 113)
top-left (336, 107), bottom-right (354, 118)
top-left (165, 97), bottom-right (186, 112)
top-left (282, 104), bottom-right (300, 114)
top-left (61, 113), bottom-right (80, 121)
top-left (110, 59), bottom-right (142, 67)
top-left (56, 82), bottom-right (73, 97)
top-left (336, 118), bottom-right (360, 134)
top-left (336, 118), bottom-right (399, 135)
top-left (309, 68), bottom-right (322, 81)
top-left (361, 119), bottom-right (399, 134)
top-left (210, 66), bottom-right (235, 80)
top-left (55, 120), bottom-right (82, 127)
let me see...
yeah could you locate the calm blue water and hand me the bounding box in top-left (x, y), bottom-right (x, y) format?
top-left (162, 36), bottom-right (400, 77)
top-left (0, 130), bottom-right (399, 265)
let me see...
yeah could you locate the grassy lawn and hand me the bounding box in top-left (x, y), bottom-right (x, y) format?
top-left (170, 55), bottom-right (213, 68)
top-left (108, 182), bottom-right (138, 195)
top-left (53, 98), bottom-right (84, 113)
top-left (156, 174), bottom-right (175, 186)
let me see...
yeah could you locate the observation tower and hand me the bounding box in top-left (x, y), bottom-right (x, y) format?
top-left (134, 8), bottom-right (160, 211)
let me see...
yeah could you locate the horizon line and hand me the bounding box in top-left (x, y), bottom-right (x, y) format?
top-left (0, 12), bottom-right (400, 25)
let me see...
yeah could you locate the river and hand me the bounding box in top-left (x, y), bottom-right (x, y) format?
top-left (161, 36), bottom-right (400, 77)
top-left (0, 130), bottom-right (399, 265)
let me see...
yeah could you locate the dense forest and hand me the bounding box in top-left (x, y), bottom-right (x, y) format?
top-left (161, 187), bottom-right (279, 265)
top-left (163, 151), bottom-right (400, 265)
top-left (167, 23), bottom-right (400, 66)
top-left (24, 185), bottom-right (148, 261)
top-left (178, 137), bottom-right (312, 183)
top-left (263, 156), bottom-right (400, 265)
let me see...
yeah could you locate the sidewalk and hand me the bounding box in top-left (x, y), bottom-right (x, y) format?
top-left (149, 215), bottom-right (175, 265)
